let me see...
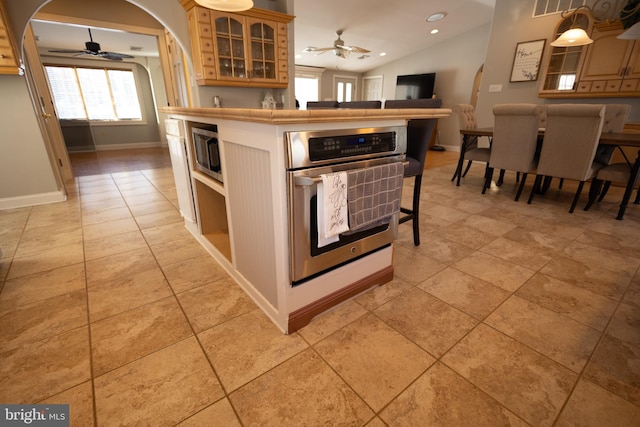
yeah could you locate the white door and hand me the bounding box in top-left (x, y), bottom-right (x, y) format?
top-left (334, 75), bottom-right (356, 102)
top-left (363, 75), bottom-right (383, 101)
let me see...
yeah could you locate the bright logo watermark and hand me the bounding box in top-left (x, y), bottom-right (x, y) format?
top-left (1, 405), bottom-right (69, 426)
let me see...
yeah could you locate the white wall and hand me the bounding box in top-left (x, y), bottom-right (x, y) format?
top-left (365, 23), bottom-right (492, 148)
top-left (0, 76), bottom-right (58, 199)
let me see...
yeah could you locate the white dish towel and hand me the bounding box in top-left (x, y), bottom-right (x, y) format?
top-left (318, 171), bottom-right (349, 247)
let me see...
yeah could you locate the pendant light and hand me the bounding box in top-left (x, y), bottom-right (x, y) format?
top-left (551, 5), bottom-right (593, 47)
top-left (551, 28), bottom-right (593, 46)
top-left (194, 0), bottom-right (253, 12)
top-left (618, 21), bottom-right (640, 39)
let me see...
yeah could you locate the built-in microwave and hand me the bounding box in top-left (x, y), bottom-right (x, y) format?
top-left (192, 125), bottom-right (222, 182)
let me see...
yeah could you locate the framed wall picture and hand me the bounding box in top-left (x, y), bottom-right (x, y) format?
top-left (510, 39), bottom-right (546, 82)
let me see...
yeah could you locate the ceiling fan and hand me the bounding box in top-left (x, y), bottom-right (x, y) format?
top-left (304, 30), bottom-right (371, 59)
top-left (48, 28), bottom-right (135, 61)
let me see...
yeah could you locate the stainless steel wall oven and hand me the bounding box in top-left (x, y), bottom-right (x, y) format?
top-left (285, 126), bottom-right (407, 285)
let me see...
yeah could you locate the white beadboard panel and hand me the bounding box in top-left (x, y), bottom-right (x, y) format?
top-left (224, 141), bottom-right (279, 307)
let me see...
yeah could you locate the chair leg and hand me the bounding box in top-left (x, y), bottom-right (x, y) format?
top-left (482, 167), bottom-right (494, 194)
top-left (569, 181), bottom-right (585, 213)
top-left (412, 175), bottom-right (423, 246)
top-left (496, 169), bottom-right (506, 186)
top-left (514, 173), bottom-right (528, 201)
top-left (584, 178), bottom-right (603, 211)
top-left (462, 160), bottom-right (473, 177)
top-left (528, 175), bottom-right (542, 204)
top-left (597, 181), bottom-right (612, 202)
top-left (516, 172), bottom-right (520, 183)
top-left (558, 178), bottom-right (564, 189)
top-left (635, 185), bottom-right (640, 204)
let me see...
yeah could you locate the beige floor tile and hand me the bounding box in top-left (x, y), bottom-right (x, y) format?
top-left (161, 254), bottom-right (228, 293)
top-left (412, 233), bottom-right (476, 265)
top-left (229, 348), bottom-right (374, 426)
top-left (25, 205), bottom-right (81, 230)
top-left (81, 206), bottom-right (132, 226)
top-left (419, 267), bottom-right (510, 320)
top-left (298, 299), bottom-right (368, 345)
top-left (354, 276), bottom-right (414, 311)
top-left (0, 263), bottom-right (85, 310)
top-left (480, 236), bottom-right (554, 271)
top-left (141, 221), bottom-right (193, 246)
top-left (80, 196), bottom-right (127, 214)
top-left (624, 275), bottom-right (640, 307)
top-left (393, 244), bottom-right (447, 285)
top-left (83, 229), bottom-right (147, 261)
top-left (442, 324), bottom-right (577, 425)
top-left (39, 381), bottom-right (94, 427)
top-left (555, 379), bottom-right (640, 427)
top-left (485, 296), bottom-right (601, 372)
top-left (424, 203), bottom-right (472, 222)
top-left (82, 216), bottom-right (139, 241)
top-left (150, 236), bottom-right (209, 267)
top-left (87, 267), bottom-right (173, 321)
top-left (459, 213), bottom-right (518, 236)
top-left (541, 255), bottom-right (631, 300)
top-left (577, 229), bottom-right (640, 259)
top-left (433, 223), bottom-right (497, 250)
top-left (314, 314), bottom-right (435, 411)
top-left (127, 199), bottom-right (177, 217)
top-left (94, 337), bottom-right (223, 426)
top-left (0, 327), bottom-right (91, 404)
top-left (607, 302), bottom-right (640, 347)
top-left (375, 287), bottom-right (478, 357)
top-left (14, 223), bottom-right (82, 257)
top-left (381, 363), bottom-right (527, 426)
top-left (563, 241), bottom-right (640, 277)
top-left (90, 296), bottom-right (192, 376)
top-left (198, 310), bottom-right (308, 392)
top-left (7, 242), bottom-right (84, 280)
top-left (0, 289), bottom-right (87, 351)
top-left (177, 277), bottom-right (257, 332)
top-left (85, 247), bottom-right (158, 287)
top-left (177, 398), bottom-right (241, 426)
top-left (134, 208), bottom-right (183, 230)
top-left (123, 192), bottom-right (169, 206)
top-left (453, 251), bottom-right (536, 292)
top-left (516, 273), bottom-right (618, 331)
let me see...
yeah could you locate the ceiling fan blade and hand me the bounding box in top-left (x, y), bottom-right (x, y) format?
top-left (100, 51), bottom-right (135, 60)
top-left (347, 46), bottom-right (371, 54)
top-left (48, 49), bottom-right (86, 54)
top-left (310, 47), bottom-right (334, 52)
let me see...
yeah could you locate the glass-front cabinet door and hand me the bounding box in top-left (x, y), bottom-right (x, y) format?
top-left (214, 13), bottom-right (247, 80)
top-left (248, 19), bottom-right (277, 82)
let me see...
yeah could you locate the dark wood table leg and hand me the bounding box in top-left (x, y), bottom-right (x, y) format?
top-left (616, 149), bottom-right (640, 220)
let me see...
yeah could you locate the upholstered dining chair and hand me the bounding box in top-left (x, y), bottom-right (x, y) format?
top-left (384, 98), bottom-right (442, 245)
top-left (527, 104), bottom-right (606, 213)
top-left (306, 101), bottom-right (339, 109)
top-left (484, 104), bottom-right (541, 201)
top-left (337, 101), bottom-right (382, 109)
top-left (451, 104), bottom-right (491, 186)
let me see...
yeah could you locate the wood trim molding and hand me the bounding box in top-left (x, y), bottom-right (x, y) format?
top-left (287, 265), bottom-right (394, 333)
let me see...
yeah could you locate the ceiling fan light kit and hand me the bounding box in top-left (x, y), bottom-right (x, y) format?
top-left (305, 30), bottom-right (371, 59)
top-left (194, 0), bottom-right (253, 12)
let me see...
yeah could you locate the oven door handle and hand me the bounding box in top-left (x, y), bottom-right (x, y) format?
top-left (294, 160), bottom-right (410, 187)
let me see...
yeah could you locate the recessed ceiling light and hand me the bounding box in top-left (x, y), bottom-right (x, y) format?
top-left (379, 52), bottom-right (387, 57)
top-left (430, 29), bottom-right (439, 35)
top-left (426, 12), bottom-right (447, 22)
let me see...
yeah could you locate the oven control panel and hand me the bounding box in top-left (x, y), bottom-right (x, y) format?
top-left (308, 132), bottom-right (396, 161)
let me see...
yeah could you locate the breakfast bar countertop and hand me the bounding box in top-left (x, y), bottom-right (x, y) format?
top-left (159, 106), bottom-right (451, 124)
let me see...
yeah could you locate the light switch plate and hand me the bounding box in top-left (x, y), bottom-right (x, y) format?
top-left (489, 84), bottom-right (503, 92)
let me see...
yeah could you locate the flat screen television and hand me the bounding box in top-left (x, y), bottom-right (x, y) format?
top-left (395, 73), bottom-right (436, 100)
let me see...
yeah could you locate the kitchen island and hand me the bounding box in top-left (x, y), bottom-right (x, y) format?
top-left (160, 106), bottom-right (450, 333)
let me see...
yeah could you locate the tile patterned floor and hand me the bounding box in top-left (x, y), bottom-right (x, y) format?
top-left (1, 148), bottom-right (639, 426)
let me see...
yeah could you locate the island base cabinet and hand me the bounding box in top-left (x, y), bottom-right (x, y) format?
top-left (193, 178), bottom-right (232, 262)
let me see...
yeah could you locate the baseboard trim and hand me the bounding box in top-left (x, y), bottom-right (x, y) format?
top-left (0, 190), bottom-right (66, 210)
top-left (93, 142), bottom-right (165, 151)
top-left (287, 265), bottom-right (394, 333)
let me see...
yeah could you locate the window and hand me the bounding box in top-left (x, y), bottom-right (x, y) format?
top-left (295, 65), bottom-right (323, 110)
top-left (334, 76), bottom-right (356, 102)
top-left (45, 65), bottom-right (142, 121)
top-left (533, 0), bottom-right (585, 17)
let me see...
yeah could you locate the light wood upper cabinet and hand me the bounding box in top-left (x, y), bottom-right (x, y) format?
top-left (0, 0), bottom-right (21, 75)
top-left (181, 1), bottom-right (292, 88)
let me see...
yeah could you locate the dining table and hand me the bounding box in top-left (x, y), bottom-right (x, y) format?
top-left (458, 127), bottom-right (640, 220)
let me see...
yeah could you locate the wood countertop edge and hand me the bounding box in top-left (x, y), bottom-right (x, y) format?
top-left (160, 107), bottom-right (451, 124)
